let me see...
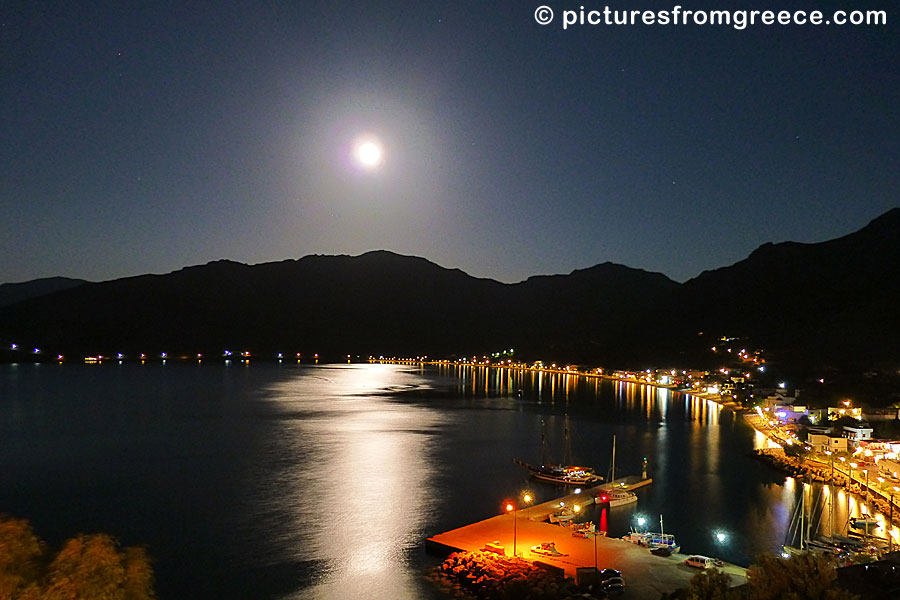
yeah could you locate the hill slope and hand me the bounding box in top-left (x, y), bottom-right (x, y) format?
top-left (0, 277), bottom-right (89, 308)
top-left (1, 209), bottom-right (898, 370)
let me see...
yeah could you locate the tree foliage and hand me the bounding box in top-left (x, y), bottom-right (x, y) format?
top-left (0, 516), bottom-right (155, 600)
top-left (745, 553), bottom-right (858, 600)
top-left (687, 567), bottom-right (740, 600)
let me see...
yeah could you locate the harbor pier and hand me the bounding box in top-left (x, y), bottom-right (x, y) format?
top-left (427, 479), bottom-right (746, 599)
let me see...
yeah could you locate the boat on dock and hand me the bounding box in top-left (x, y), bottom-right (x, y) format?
top-left (530, 541), bottom-right (566, 557)
top-left (571, 521), bottom-right (604, 538)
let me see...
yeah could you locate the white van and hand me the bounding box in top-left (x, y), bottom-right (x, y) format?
top-left (684, 555), bottom-right (715, 569)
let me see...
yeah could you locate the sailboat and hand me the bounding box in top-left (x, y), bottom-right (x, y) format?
top-left (782, 477), bottom-right (853, 557)
top-left (513, 418), bottom-right (603, 486)
top-left (596, 435), bottom-right (637, 507)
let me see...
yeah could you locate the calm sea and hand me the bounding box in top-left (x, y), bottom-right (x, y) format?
top-left (0, 362), bottom-right (847, 599)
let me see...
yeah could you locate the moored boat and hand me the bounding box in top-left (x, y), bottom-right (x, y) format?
top-left (623, 515), bottom-right (680, 553)
top-left (596, 435), bottom-right (638, 506)
top-left (549, 505), bottom-right (577, 524)
top-left (513, 418), bottom-right (603, 486)
top-left (514, 459), bottom-right (603, 486)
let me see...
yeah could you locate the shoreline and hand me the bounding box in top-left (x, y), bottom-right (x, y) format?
top-left (743, 413), bottom-right (900, 539)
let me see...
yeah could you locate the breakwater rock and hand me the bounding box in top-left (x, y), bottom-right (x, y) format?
top-left (427, 550), bottom-right (599, 599)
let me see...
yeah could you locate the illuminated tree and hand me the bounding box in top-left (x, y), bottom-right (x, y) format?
top-left (686, 567), bottom-right (740, 600)
top-left (42, 534), bottom-right (155, 600)
top-left (0, 516), bottom-right (44, 600)
top-left (745, 553), bottom-right (858, 600)
top-left (0, 516), bottom-right (156, 600)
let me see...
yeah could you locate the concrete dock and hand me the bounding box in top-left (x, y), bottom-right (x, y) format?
top-left (427, 478), bottom-right (746, 599)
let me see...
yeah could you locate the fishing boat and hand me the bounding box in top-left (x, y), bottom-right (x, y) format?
top-left (623, 515), bottom-right (680, 553)
top-left (514, 418), bottom-right (603, 486)
top-left (606, 488), bottom-right (638, 507)
top-left (549, 505), bottom-right (577, 524)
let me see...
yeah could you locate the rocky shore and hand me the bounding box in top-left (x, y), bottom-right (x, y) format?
top-left (427, 550), bottom-right (603, 599)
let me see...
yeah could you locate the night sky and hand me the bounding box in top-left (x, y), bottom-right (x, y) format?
top-left (3, 1), bottom-right (897, 285)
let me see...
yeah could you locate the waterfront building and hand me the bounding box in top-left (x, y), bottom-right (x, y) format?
top-left (808, 432), bottom-right (848, 454)
top-left (843, 424), bottom-right (873, 448)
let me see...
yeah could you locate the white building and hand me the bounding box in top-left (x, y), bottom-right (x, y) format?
top-left (808, 433), bottom-right (848, 454)
top-left (843, 425), bottom-right (873, 448)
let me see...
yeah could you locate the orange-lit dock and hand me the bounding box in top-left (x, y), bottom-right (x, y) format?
top-left (427, 478), bottom-right (746, 599)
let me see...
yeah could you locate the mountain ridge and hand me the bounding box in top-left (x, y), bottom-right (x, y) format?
top-left (1, 209), bottom-right (898, 372)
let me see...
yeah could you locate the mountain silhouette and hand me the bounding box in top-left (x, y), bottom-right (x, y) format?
top-left (0, 277), bottom-right (88, 308)
top-left (1, 209), bottom-right (898, 372)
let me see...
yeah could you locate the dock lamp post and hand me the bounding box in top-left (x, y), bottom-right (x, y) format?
top-left (505, 502), bottom-right (517, 557)
top-left (520, 492), bottom-right (533, 557)
top-left (507, 492), bottom-right (534, 557)
top-left (825, 451), bottom-right (833, 483)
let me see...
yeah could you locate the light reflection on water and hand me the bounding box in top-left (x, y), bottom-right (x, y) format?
top-left (252, 364), bottom-right (447, 599)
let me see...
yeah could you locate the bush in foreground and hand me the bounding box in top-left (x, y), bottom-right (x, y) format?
top-left (663, 552), bottom-right (859, 600)
top-left (0, 515), bottom-right (155, 600)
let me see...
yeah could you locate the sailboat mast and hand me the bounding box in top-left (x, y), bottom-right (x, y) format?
top-left (800, 482), bottom-right (805, 551)
top-left (540, 419), bottom-right (547, 466)
top-left (660, 515), bottom-right (664, 537)
top-left (611, 435), bottom-right (616, 483)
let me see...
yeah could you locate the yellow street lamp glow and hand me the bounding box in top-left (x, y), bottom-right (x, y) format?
top-left (505, 503), bottom-right (514, 512)
top-left (573, 504), bottom-right (581, 513)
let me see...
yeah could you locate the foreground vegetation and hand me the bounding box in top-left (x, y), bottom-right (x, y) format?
top-left (429, 549), bottom-right (860, 600)
top-left (0, 515), bottom-right (155, 600)
top-left (665, 553), bottom-right (859, 600)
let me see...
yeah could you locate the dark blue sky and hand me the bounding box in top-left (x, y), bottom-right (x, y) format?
top-left (3, 1), bottom-right (897, 284)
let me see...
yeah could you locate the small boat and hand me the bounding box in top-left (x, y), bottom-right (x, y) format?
top-left (597, 487), bottom-right (637, 507)
top-left (549, 505), bottom-right (577, 524)
top-left (596, 435), bottom-right (637, 507)
top-left (530, 541), bottom-right (566, 557)
top-left (849, 518), bottom-right (880, 532)
top-left (650, 546), bottom-right (672, 557)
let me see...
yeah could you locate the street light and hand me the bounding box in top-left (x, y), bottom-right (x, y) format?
top-left (505, 502), bottom-right (517, 556)
top-left (715, 530), bottom-right (728, 544)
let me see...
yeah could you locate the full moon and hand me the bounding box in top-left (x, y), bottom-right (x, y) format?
top-left (354, 139), bottom-right (383, 168)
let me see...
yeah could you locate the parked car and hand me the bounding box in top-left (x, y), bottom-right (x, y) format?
top-left (600, 576), bottom-right (625, 595)
top-left (684, 555), bottom-right (715, 569)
